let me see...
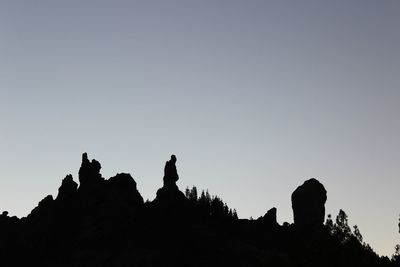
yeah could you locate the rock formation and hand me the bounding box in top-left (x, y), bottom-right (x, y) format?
top-left (107, 173), bottom-right (144, 206)
top-left (259, 207), bottom-right (278, 226)
top-left (56, 174), bottom-right (78, 201)
top-left (0, 154), bottom-right (393, 267)
top-left (155, 155), bottom-right (187, 204)
top-left (291, 178), bottom-right (327, 226)
top-left (163, 154), bottom-right (179, 189)
top-left (78, 152), bottom-right (103, 188)
top-left (28, 195), bottom-right (55, 219)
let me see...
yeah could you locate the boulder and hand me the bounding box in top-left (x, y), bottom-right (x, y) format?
top-left (291, 178), bottom-right (327, 226)
top-left (107, 173), bottom-right (144, 206)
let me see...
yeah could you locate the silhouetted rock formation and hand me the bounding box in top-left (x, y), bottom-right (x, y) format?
top-left (155, 155), bottom-right (187, 205)
top-left (163, 154), bottom-right (179, 188)
top-left (56, 174), bottom-right (78, 201)
top-left (259, 207), bottom-right (278, 226)
top-left (78, 152), bottom-right (103, 189)
top-left (28, 195), bottom-right (55, 220)
top-left (0, 154), bottom-right (395, 267)
top-left (291, 178), bottom-right (327, 227)
top-left (107, 173), bottom-right (144, 206)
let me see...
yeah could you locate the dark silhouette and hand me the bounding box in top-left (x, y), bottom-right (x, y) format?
top-left (163, 154), bottom-right (179, 188)
top-left (155, 154), bottom-right (187, 205)
top-left (78, 152), bottom-right (103, 188)
top-left (56, 174), bottom-right (78, 201)
top-left (258, 207), bottom-right (278, 227)
top-left (291, 178), bottom-right (327, 227)
top-left (393, 215), bottom-right (400, 264)
top-left (185, 186), bottom-right (238, 221)
top-left (0, 153), bottom-right (398, 266)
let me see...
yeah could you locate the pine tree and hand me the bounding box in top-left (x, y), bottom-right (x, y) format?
top-left (189, 186), bottom-right (198, 202)
top-left (233, 209), bottom-right (238, 220)
top-left (353, 225), bottom-right (363, 244)
top-left (185, 187), bottom-right (190, 198)
top-left (325, 214), bottom-right (334, 235)
top-left (335, 209), bottom-right (352, 243)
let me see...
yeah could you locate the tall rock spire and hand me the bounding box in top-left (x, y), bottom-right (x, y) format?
top-left (78, 153), bottom-right (103, 189)
top-left (155, 154), bottom-right (187, 204)
top-left (163, 154), bottom-right (179, 189)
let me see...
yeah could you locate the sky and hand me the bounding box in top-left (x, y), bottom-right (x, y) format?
top-left (0, 0), bottom-right (399, 256)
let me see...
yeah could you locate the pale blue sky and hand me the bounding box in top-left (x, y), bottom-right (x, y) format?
top-left (0, 0), bottom-right (399, 256)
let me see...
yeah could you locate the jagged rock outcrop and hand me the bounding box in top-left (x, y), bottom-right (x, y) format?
top-left (291, 178), bottom-right (327, 226)
top-left (259, 207), bottom-right (278, 226)
top-left (56, 174), bottom-right (78, 201)
top-left (155, 155), bottom-right (187, 204)
top-left (28, 195), bottom-right (55, 219)
top-left (0, 154), bottom-right (393, 267)
top-left (78, 152), bottom-right (103, 189)
top-left (107, 173), bottom-right (144, 206)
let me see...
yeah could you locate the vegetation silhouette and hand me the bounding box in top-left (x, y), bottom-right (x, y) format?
top-left (0, 153), bottom-right (399, 266)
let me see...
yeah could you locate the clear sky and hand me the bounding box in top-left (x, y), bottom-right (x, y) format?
top-left (0, 0), bottom-right (399, 256)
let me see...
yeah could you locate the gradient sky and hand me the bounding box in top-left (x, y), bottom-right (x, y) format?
top-left (0, 0), bottom-right (399, 256)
